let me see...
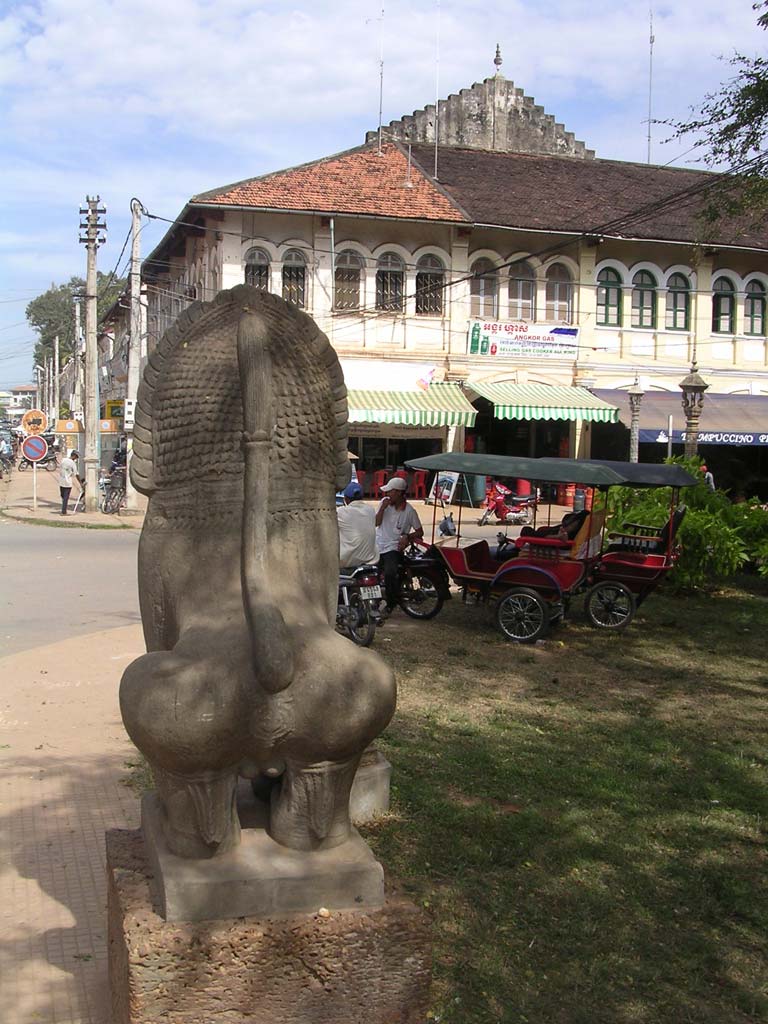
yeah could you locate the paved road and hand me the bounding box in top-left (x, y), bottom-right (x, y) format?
top-left (0, 519), bottom-right (141, 656)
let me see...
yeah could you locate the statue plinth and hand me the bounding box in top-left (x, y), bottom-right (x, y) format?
top-left (108, 829), bottom-right (431, 1024)
top-left (142, 791), bottom-right (384, 923)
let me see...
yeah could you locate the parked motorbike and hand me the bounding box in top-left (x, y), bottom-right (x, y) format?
top-left (396, 543), bottom-right (451, 620)
top-left (478, 480), bottom-right (536, 526)
top-left (337, 563), bottom-right (383, 646)
top-left (18, 451), bottom-right (58, 472)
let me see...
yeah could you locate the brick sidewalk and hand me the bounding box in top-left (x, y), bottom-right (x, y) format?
top-left (0, 460), bottom-right (145, 529)
top-left (0, 626), bottom-right (144, 1023)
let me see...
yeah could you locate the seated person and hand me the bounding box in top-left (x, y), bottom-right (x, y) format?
top-left (519, 509), bottom-right (588, 542)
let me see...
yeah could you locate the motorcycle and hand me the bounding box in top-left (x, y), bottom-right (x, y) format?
top-left (396, 543), bottom-right (451, 620)
top-left (478, 480), bottom-right (536, 526)
top-left (337, 563), bottom-right (383, 646)
top-left (18, 450), bottom-right (58, 472)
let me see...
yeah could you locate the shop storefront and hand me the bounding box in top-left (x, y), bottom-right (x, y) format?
top-left (465, 381), bottom-right (619, 459)
top-left (590, 389), bottom-right (768, 499)
top-left (347, 383), bottom-right (477, 478)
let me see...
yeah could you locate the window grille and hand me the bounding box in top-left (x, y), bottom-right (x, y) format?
top-left (334, 250), bottom-right (363, 310)
top-left (282, 249), bottom-right (306, 308)
top-left (415, 254), bottom-right (445, 315)
top-left (376, 252), bottom-right (404, 312)
top-left (244, 247), bottom-right (270, 291)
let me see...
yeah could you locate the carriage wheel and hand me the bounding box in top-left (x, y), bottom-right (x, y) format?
top-left (585, 582), bottom-right (636, 630)
top-left (496, 588), bottom-right (550, 643)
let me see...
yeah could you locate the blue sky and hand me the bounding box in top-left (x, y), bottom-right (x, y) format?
top-left (0, 0), bottom-right (763, 387)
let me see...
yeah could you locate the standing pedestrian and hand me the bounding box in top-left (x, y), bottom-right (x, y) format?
top-left (375, 477), bottom-right (423, 618)
top-left (701, 464), bottom-right (715, 491)
top-left (59, 449), bottom-right (80, 516)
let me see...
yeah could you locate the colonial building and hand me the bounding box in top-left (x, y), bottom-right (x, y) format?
top-left (141, 60), bottom-right (768, 494)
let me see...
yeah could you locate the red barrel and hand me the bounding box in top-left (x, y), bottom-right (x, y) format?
top-left (584, 488), bottom-right (594, 511)
top-left (516, 478), bottom-right (532, 497)
top-left (556, 484), bottom-right (567, 505)
top-left (564, 483), bottom-right (576, 507)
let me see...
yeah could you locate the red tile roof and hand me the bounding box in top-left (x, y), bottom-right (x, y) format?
top-left (193, 143), bottom-right (467, 223)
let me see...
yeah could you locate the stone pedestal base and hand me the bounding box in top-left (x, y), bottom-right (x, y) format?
top-left (142, 792), bottom-right (385, 923)
top-left (108, 829), bottom-right (432, 1024)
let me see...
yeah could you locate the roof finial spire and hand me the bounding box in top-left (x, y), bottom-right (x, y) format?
top-left (493, 43), bottom-right (503, 75)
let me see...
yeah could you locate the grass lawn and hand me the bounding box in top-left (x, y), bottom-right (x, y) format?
top-left (359, 576), bottom-right (768, 1024)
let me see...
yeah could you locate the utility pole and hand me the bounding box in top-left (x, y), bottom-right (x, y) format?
top-left (54, 334), bottom-right (60, 425)
top-left (79, 196), bottom-right (107, 511)
top-left (124, 198), bottom-right (143, 511)
top-left (73, 297), bottom-right (83, 419)
top-left (46, 357), bottom-right (53, 423)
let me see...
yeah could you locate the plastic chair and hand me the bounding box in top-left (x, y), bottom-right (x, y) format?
top-left (355, 470), bottom-right (367, 497)
top-left (372, 469), bottom-right (390, 494)
top-left (411, 470), bottom-right (428, 500)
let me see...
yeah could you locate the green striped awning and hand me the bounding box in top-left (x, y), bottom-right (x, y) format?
top-left (348, 385), bottom-right (475, 430)
top-left (469, 382), bottom-right (619, 424)
top-left (347, 383), bottom-right (477, 427)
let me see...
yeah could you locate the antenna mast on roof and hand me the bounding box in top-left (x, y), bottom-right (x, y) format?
top-left (433, 0), bottom-right (441, 179)
top-left (377, 7), bottom-right (385, 155)
top-left (646, 6), bottom-right (655, 163)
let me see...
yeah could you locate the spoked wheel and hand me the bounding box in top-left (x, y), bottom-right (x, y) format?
top-left (585, 582), bottom-right (636, 630)
top-left (478, 506), bottom-right (492, 526)
top-left (496, 588), bottom-right (550, 643)
top-left (18, 460), bottom-right (28, 472)
top-left (344, 593), bottom-right (377, 647)
top-left (399, 572), bottom-right (444, 620)
top-left (45, 459), bottom-right (58, 472)
top-left (103, 488), bottom-right (124, 514)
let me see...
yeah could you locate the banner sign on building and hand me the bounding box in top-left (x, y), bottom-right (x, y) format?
top-left (468, 320), bottom-right (579, 359)
top-left (641, 428), bottom-right (768, 447)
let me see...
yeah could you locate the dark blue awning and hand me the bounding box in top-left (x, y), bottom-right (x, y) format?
top-left (591, 390), bottom-right (768, 447)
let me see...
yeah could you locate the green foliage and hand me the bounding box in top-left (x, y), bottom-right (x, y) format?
top-left (26, 273), bottom-right (126, 369)
top-left (605, 456), bottom-right (768, 589)
top-left (669, 1), bottom-right (768, 219)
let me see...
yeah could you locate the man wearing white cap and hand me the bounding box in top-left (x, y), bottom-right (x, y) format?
top-left (375, 476), bottom-right (423, 616)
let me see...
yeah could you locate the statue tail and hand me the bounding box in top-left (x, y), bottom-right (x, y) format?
top-left (237, 309), bottom-right (294, 694)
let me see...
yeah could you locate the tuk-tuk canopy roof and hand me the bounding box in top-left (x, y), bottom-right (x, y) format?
top-left (405, 453), bottom-right (698, 488)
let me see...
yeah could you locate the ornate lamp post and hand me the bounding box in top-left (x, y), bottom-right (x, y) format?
top-left (627, 377), bottom-right (644, 463)
top-left (679, 361), bottom-right (709, 458)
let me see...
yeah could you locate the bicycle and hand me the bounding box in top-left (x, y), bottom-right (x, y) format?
top-left (102, 467), bottom-right (127, 514)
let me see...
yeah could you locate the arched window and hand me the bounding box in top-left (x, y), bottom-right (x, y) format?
top-left (745, 280), bottom-right (766, 336)
top-left (508, 261), bottom-right (535, 320)
top-left (545, 263), bottom-right (573, 322)
top-left (415, 254), bottom-right (445, 315)
top-left (596, 268), bottom-right (622, 327)
top-left (282, 249), bottom-right (306, 308)
top-left (712, 277), bottom-right (735, 333)
top-left (631, 270), bottom-right (657, 329)
top-left (470, 258), bottom-right (498, 318)
top-left (244, 247), bottom-right (270, 291)
top-left (665, 273), bottom-right (690, 331)
top-left (375, 252), bottom-right (404, 312)
top-left (334, 250), bottom-right (363, 311)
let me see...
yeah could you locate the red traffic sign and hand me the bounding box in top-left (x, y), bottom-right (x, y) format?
top-left (21, 435), bottom-right (49, 463)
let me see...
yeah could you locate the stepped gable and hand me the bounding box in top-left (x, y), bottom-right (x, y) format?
top-left (366, 75), bottom-right (594, 159)
top-left (192, 143), bottom-right (467, 223)
top-left (407, 146), bottom-right (768, 249)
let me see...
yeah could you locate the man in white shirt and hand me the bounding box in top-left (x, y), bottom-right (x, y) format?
top-left (337, 482), bottom-right (378, 568)
top-left (58, 449), bottom-right (80, 516)
top-left (375, 477), bottom-right (424, 616)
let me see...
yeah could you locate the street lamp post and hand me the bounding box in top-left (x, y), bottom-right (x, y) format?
top-left (627, 377), bottom-right (644, 463)
top-left (679, 361), bottom-right (709, 458)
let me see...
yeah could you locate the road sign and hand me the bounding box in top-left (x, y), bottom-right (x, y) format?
top-left (21, 409), bottom-right (48, 435)
top-left (21, 435), bottom-right (49, 462)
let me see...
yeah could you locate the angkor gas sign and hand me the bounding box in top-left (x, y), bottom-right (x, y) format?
top-left (467, 319), bottom-right (579, 359)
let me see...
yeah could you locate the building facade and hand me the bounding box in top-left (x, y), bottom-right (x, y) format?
top-left (140, 69), bottom-right (768, 493)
